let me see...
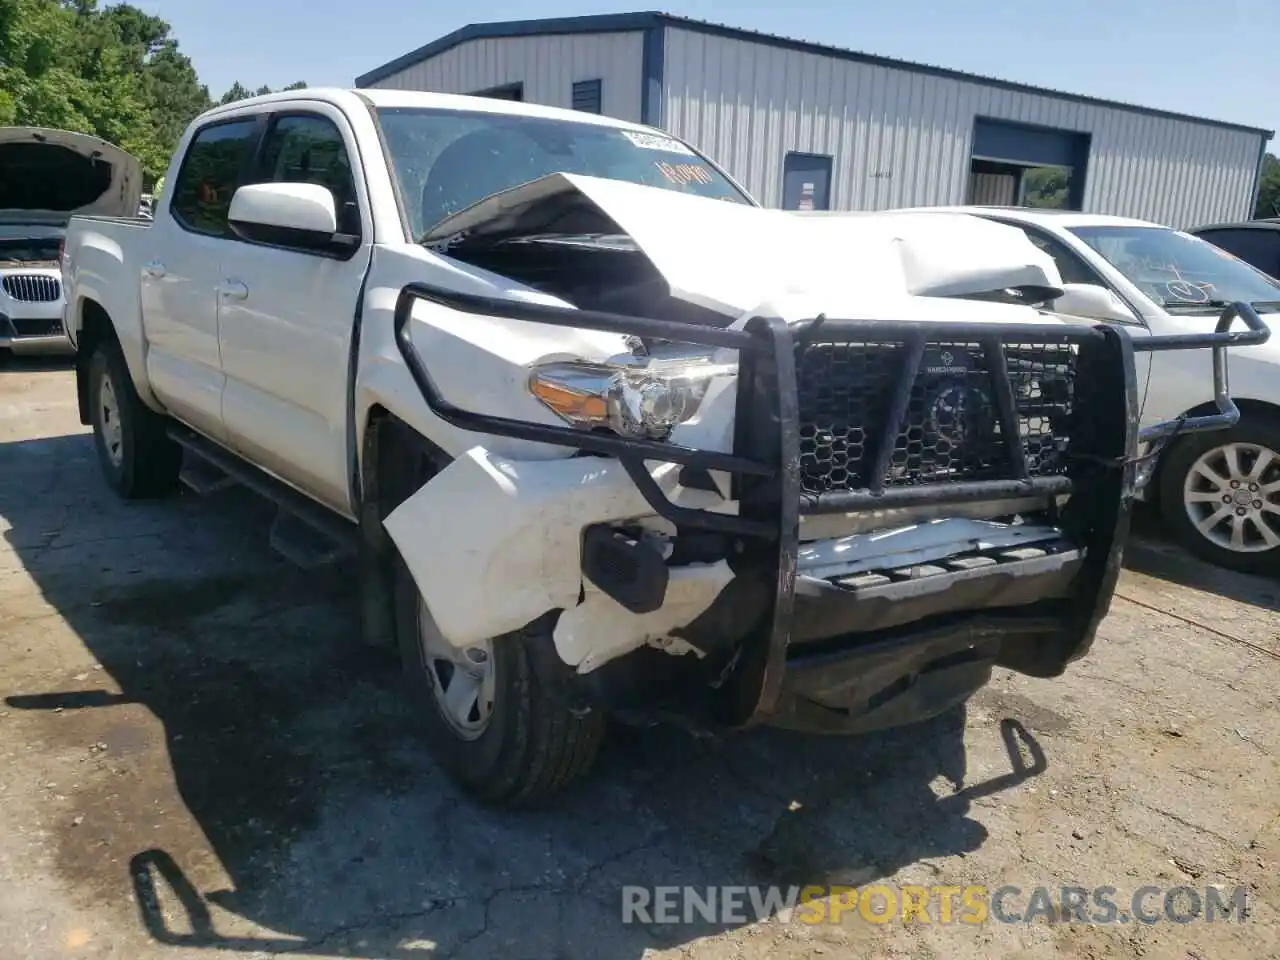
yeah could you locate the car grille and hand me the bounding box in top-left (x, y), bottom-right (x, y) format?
top-left (795, 340), bottom-right (1076, 495)
top-left (9, 317), bottom-right (64, 338)
top-left (2, 274), bottom-right (62, 303)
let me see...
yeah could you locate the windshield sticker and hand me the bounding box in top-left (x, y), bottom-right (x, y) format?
top-left (623, 130), bottom-right (695, 155)
top-left (1164, 279), bottom-right (1215, 303)
top-left (655, 160), bottom-right (716, 187)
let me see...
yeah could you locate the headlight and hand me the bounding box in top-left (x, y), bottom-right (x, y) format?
top-left (528, 354), bottom-right (737, 440)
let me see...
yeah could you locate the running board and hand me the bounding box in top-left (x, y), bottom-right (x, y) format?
top-left (167, 427), bottom-right (358, 568)
top-left (179, 454), bottom-right (240, 495)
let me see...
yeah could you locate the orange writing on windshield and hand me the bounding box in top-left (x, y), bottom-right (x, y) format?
top-left (656, 161), bottom-right (715, 186)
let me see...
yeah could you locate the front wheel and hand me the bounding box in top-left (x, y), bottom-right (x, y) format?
top-left (389, 500), bottom-right (605, 808)
top-left (1158, 418), bottom-right (1280, 574)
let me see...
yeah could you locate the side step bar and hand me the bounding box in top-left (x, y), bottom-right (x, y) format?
top-left (167, 427), bottom-right (359, 569)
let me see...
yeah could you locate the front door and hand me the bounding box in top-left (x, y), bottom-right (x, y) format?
top-left (782, 153), bottom-right (833, 211)
top-left (216, 107), bottom-right (372, 516)
top-left (142, 117), bottom-right (261, 444)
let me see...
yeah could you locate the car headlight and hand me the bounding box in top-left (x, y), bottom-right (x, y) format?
top-left (528, 354), bottom-right (737, 440)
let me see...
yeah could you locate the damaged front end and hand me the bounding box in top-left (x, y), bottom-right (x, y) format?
top-left (383, 177), bottom-right (1269, 736)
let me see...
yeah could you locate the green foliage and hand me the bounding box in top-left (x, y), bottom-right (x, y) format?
top-left (0, 0), bottom-right (306, 184)
top-left (1021, 165), bottom-right (1071, 209)
top-left (1255, 153), bottom-right (1280, 219)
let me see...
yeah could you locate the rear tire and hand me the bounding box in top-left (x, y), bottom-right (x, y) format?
top-left (385, 440), bottom-right (605, 807)
top-left (87, 337), bottom-right (181, 499)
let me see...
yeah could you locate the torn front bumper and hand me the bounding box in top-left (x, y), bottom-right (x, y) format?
top-left (388, 283), bottom-right (1268, 733)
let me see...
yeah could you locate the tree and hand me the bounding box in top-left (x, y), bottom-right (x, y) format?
top-left (217, 81), bottom-right (252, 105)
top-left (1255, 153), bottom-right (1280, 219)
top-left (0, 1), bottom-right (305, 184)
top-left (218, 80), bottom-right (308, 105)
top-left (1021, 165), bottom-right (1071, 209)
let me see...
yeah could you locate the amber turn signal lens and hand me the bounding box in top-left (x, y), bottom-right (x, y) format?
top-left (528, 377), bottom-right (609, 423)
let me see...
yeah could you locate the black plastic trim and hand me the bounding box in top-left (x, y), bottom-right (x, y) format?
top-left (580, 525), bottom-right (669, 614)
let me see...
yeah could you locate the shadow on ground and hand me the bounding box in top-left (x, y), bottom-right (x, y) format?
top-left (1123, 502), bottom-right (1280, 613)
top-left (2, 431), bottom-right (1048, 958)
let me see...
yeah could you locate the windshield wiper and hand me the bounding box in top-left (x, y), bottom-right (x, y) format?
top-left (1162, 298), bottom-right (1280, 312)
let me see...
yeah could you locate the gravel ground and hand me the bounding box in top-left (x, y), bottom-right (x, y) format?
top-left (0, 358), bottom-right (1277, 960)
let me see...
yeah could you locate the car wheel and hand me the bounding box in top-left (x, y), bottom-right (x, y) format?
top-left (1159, 418), bottom-right (1280, 573)
top-left (386, 444), bottom-right (606, 807)
top-left (87, 337), bottom-right (181, 499)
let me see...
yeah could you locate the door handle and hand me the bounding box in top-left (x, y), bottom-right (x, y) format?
top-left (218, 279), bottom-right (249, 301)
top-left (143, 260), bottom-right (166, 279)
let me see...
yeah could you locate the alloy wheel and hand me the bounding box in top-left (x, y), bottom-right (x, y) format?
top-left (1182, 441), bottom-right (1280, 553)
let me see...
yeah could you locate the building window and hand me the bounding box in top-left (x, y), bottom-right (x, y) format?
top-left (469, 82), bottom-right (523, 102)
top-left (572, 79), bottom-right (603, 114)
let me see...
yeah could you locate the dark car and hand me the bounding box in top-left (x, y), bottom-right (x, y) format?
top-left (1190, 219), bottom-right (1280, 279)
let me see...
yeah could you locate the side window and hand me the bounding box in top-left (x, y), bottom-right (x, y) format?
top-left (169, 120), bottom-right (259, 237)
top-left (1199, 229), bottom-right (1280, 279)
top-left (252, 114), bottom-right (361, 238)
top-left (1019, 228), bottom-right (1103, 286)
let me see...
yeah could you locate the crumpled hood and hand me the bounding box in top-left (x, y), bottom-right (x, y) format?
top-left (424, 172), bottom-right (1065, 321)
top-left (0, 127), bottom-right (143, 224)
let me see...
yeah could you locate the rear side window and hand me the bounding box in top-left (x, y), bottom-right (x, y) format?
top-left (1197, 229), bottom-right (1280, 279)
top-left (170, 120), bottom-right (259, 237)
top-left (250, 114), bottom-right (361, 237)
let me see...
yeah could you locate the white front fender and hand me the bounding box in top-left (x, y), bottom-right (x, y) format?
top-left (381, 446), bottom-right (734, 669)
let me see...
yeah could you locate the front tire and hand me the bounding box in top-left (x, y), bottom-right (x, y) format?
top-left (1158, 416), bottom-right (1280, 574)
top-left (385, 443), bottom-right (605, 807)
top-left (87, 337), bottom-right (181, 499)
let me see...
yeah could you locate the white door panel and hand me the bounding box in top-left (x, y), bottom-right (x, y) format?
top-left (140, 116), bottom-right (262, 444)
top-left (216, 107), bottom-right (371, 517)
top-left (218, 245), bottom-right (365, 513)
top-left (139, 222), bottom-right (228, 442)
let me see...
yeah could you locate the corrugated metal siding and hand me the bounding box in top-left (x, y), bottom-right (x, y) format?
top-left (661, 28), bottom-right (1265, 227)
top-left (970, 172), bottom-right (1016, 206)
top-left (366, 32), bottom-right (645, 123)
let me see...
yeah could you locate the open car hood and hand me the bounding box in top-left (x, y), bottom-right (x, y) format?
top-left (0, 127), bottom-right (143, 224)
top-left (423, 173), bottom-right (1064, 320)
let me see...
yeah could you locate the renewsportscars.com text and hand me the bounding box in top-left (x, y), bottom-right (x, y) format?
top-left (621, 884), bottom-right (1250, 926)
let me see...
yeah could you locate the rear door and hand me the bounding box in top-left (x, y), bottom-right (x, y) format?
top-left (216, 106), bottom-right (371, 516)
top-left (143, 117), bottom-right (261, 443)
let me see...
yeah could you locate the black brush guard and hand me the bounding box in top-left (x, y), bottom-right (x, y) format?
top-left (392, 284), bottom-right (1268, 727)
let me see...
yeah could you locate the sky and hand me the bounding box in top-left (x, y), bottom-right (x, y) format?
top-left (134, 0), bottom-right (1279, 144)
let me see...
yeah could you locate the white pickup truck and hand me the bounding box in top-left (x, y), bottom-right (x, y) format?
top-left (60, 87), bottom-right (1265, 806)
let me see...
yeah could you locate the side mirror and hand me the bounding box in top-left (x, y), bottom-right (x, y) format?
top-left (227, 182), bottom-right (355, 253)
top-left (1052, 282), bottom-right (1136, 323)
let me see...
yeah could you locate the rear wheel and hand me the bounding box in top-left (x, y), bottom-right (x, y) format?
top-left (87, 337), bottom-right (181, 499)
top-left (385, 441), bottom-right (605, 806)
top-left (1159, 416), bottom-right (1280, 574)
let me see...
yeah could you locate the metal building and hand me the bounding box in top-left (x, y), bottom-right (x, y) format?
top-left (356, 12), bottom-right (1273, 228)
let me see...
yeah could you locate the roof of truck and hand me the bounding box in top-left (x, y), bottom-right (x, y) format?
top-left (199, 86), bottom-right (660, 133)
